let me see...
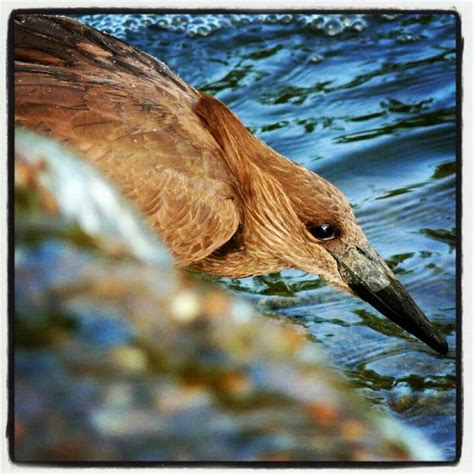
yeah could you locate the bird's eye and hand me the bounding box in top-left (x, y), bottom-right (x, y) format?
top-left (307, 223), bottom-right (337, 241)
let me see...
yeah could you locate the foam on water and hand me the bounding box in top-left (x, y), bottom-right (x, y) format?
top-left (78, 13), bottom-right (368, 38)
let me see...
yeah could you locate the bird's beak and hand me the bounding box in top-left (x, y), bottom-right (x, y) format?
top-left (333, 245), bottom-right (448, 355)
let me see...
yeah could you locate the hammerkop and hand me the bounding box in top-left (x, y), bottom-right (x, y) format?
top-left (14, 15), bottom-right (448, 355)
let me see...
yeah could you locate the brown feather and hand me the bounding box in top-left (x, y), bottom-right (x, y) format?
top-left (15, 14), bottom-right (241, 268)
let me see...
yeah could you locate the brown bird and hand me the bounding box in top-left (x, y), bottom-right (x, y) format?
top-left (14, 14), bottom-right (448, 355)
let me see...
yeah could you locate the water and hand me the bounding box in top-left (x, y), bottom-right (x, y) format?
top-left (77, 12), bottom-right (458, 460)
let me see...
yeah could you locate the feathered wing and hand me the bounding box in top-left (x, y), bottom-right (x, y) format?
top-left (14, 14), bottom-right (241, 266)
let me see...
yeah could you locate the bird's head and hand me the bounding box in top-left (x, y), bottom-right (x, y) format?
top-left (284, 172), bottom-right (448, 355)
top-left (195, 92), bottom-right (448, 355)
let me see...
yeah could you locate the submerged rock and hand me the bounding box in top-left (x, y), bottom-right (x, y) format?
top-left (13, 129), bottom-right (441, 462)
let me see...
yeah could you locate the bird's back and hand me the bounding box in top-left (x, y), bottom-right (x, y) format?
top-left (15, 14), bottom-right (244, 266)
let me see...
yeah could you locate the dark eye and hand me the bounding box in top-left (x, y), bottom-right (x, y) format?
top-left (307, 223), bottom-right (337, 241)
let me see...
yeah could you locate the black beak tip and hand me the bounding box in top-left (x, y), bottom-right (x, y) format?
top-left (337, 246), bottom-right (451, 356)
top-left (431, 334), bottom-right (449, 356)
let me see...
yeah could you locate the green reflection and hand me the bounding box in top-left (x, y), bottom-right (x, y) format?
top-left (419, 227), bottom-right (456, 251)
top-left (432, 161), bottom-right (456, 180)
top-left (335, 107), bottom-right (455, 143)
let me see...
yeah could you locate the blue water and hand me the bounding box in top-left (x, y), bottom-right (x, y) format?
top-left (77, 12), bottom-right (458, 459)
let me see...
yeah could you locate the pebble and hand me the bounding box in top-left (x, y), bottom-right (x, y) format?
top-left (109, 345), bottom-right (148, 372)
top-left (169, 290), bottom-right (201, 322)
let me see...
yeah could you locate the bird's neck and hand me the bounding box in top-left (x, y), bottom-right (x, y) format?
top-left (194, 92), bottom-right (297, 182)
top-left (194, 91), bottom-right (324, 226)
top-left (194, 92), bottom-right (317, 275)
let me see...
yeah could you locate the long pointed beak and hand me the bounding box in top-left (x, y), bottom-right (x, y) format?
top-left (334, 246), bottom-right (448, 355)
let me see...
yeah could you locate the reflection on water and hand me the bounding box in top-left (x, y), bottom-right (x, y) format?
top-left (78, 12), bottom-right (457, 459)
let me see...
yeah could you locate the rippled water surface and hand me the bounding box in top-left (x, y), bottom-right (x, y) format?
top-left (78, 12), bottom-right (458, 459)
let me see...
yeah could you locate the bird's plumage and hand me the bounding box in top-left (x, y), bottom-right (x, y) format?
top-left (15, 15), bottom-right (241, 267)
top-left (14, 14), bottom-right (449, 355)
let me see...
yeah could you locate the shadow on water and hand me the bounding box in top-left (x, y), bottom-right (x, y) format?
top-left (77, 12), bottom-right (457, 460)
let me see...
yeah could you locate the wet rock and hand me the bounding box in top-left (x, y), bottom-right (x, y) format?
top-left (13, 129), bottom-right (442, 462)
